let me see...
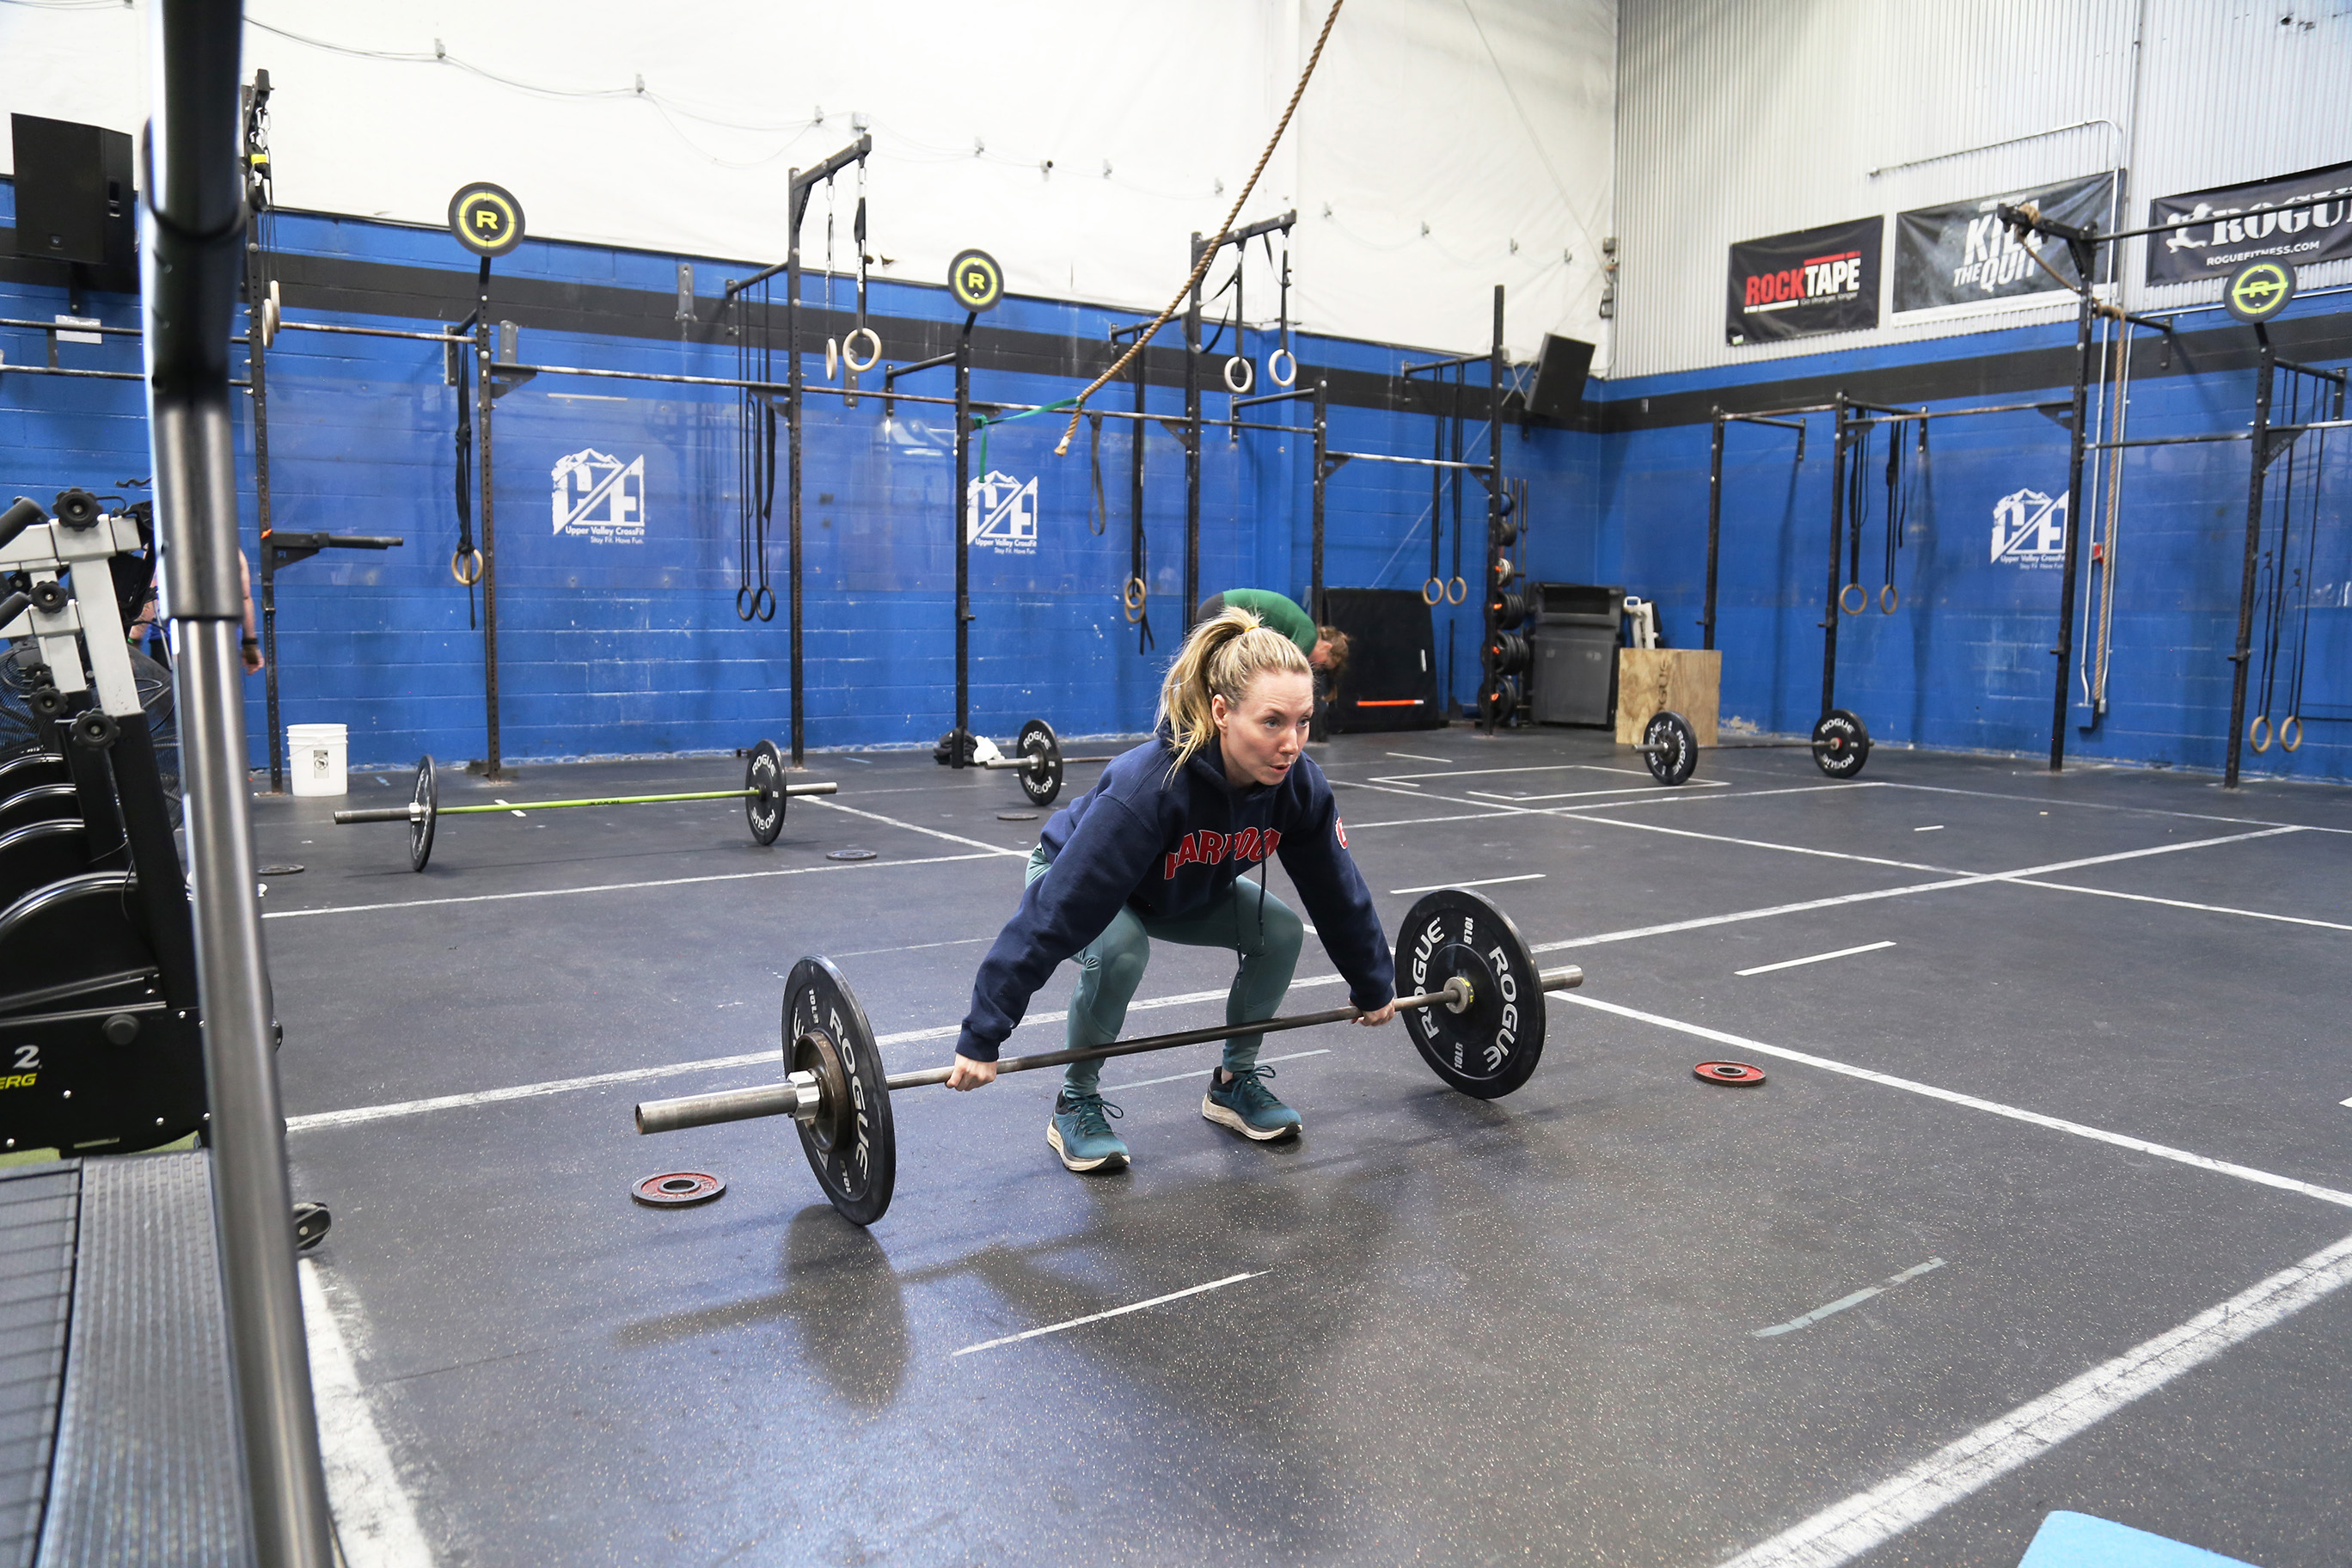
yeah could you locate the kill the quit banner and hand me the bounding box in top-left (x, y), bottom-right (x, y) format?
top-left (1726, 217), bottom-right (1882, 346)
top-left (2145, 159), bottom-right (2352, 285)
top-left (1892, 172), bottom-right (2119, 314)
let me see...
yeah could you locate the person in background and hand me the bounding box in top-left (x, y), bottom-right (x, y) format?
top-left (1194, 589), bottom-right (1348, 678)
top-left (126, 548), bottom-right (264, 674)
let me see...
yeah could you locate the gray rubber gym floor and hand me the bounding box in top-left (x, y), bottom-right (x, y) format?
top-left (257, 727), bottom-right (2352, 1568)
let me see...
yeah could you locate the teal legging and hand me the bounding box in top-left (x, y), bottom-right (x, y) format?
top-left (1026, 846), bottom-right (1304, 1095)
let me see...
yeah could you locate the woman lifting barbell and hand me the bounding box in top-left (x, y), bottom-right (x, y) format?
top-left (943, 608), bottom-right (1397, 1173)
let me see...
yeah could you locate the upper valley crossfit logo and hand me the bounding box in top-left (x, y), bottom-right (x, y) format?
top-left (965, 469), bottom-right (1038, 555)
top-left (1992, 487), bottom-right (2067, 568)
top-left (551, 449), bottom-right (646, 542)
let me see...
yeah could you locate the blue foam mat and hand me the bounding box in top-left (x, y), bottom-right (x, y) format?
top-left (2018, 1511), bottom-right (2260, 1568)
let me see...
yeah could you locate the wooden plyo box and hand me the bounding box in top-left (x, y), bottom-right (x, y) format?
top-left (1614, 649), bottom-right (1721, 746)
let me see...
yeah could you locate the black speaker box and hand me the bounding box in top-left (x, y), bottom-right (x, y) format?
top-left (1320, 587), bottom-right (1446, 733)
top-left (1527, 334), bottom-right (1596, 423)
top-left (10, 113), bottom-right (137, 271)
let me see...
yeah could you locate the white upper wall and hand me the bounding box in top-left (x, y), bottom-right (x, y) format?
top-left (1, 0), bottom-right (1616, 363)
top-left (1612, 0), bottom-right (2352, 381)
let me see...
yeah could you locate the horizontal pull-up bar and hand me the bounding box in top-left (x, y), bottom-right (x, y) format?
top-left (884, 352), bottom-right (956, 383)
top-left (1326, 448), bottom-right (1493, 474)
top-left (1402, 352), bottom-right (1487, 375)
top-left (1719, 412), bottom-right (1808, 432)
top-left (0, 315), bottom-right (144, 339)
top-left (2087, 431), bottom-right (2252, 450)
top-left (1197, 211), bottom-right (1298, 254)
top-left (1232, 386), bottom-right (1317, 410)
top-left (2274, 355), bottom-right (2349, 386)
top-left (1847, 398), bottom-right (2070, 426)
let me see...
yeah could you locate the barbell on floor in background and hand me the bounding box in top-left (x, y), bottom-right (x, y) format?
top-left (633, 889), bottom-right (1582, 1225)
top-left (332, 738), bottom-right (837, 870)
top-left (1632, 708), bottom-right (1872, 787)
top-left (978, 718), bottom-right (1120, 807)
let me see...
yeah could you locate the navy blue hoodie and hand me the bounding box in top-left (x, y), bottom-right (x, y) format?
top-left (956, 727), bottom-right (1393, 1062)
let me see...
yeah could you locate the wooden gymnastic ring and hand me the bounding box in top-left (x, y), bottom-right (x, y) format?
top-left (2249, 714), bottom-right (2271, 753)
top-left (1839, 583), bottom-right (1867, 616)
top-left (1223, 355), bottom-right (1254, 395)
top-left (2281, 715), bottom-right (2302, 752)
top-left (1880, 584), bottom-right (1899, 614)
top-left (1447, 576), bottom-right (1470, 605)
top-left (450, 548), bottom-right (485, 586)
top-left (1267, 347), bottom-right (1297, 389)
top-left (1422, 577), bottom-right (1445, 606)
top-left (842, 327), bottom-right (882, 373)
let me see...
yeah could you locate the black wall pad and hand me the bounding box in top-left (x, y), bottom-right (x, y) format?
top-left (34, 1154), bottom-right (253, 1567)
top-left (1322, 588), bottom-right (1445, 732)
top-left (0, 1162), bottom-right (78, 1568)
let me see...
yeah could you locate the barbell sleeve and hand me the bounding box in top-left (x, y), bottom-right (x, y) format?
top-left (333, 805), bottom-right (420, 824)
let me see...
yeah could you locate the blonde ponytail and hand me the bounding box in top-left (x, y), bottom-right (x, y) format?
top-left (1158, 607), bottom-right (1312, 775)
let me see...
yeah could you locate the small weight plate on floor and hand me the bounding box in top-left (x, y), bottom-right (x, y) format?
top-left (1641, 710), bottom-right (1699, 787)
top-left (1810, 708), bottom-right (1871, 780)
top-left (996, 812), bottom-right (1038, 821)
top-left (784, 956), bottom-right (897, 1225)
top-left (745, 738), bottom-right (787, 845)
top-left (1694, 1061), bottom-right (1767, 1086)
top-left (260, 864), bottom-right (304, 876)
top-left (632, 1171), bottom-right (726, 1206)
top-left (1015, 717), bottom-right (1063, 807)
top-left (1396, 888), bottom-right (1546, 1099)
top-left (408, 755), bottom-right (438, 872)
top-left (826, 846), bottom-right (878, 861)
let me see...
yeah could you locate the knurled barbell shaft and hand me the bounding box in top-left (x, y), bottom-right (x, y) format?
top-left (979, 754), bottom-right (1115, 770)
top-left (633, 964), bottom-right (1585, 1136)
top-left (334, 781), bottom-right (836, 824)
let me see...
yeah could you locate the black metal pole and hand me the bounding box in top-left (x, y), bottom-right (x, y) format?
top-left (1488, 283), bottom-right (1504, 643)
top-left (2225, 334), bottom-right (2276, 788)
top-left (786, 168), bottom-right (805, 768)
top-left (475, 255), bottom-right (505, 781)
top-left (1185, 232), bottom-right (1204, 617)
top-left (953, 312), bottom-right (974, 759)
top-left (2048, 288), bottom-right (2095, 772)
top-left (1820, 395), bottom-right (1849, 717)
top-left (1703, 411), bottom-right (1724, 652)
top-left (1311, 377), bottom-right (1328, 619)
top-left (246, 228), bottom-right (281, 793)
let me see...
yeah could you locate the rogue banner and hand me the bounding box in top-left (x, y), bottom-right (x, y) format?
top-left (1893, 172), bottom-right (2119, 314)
top-left (1727, 217), bottom-right (1883, 346)
top-left (2145, 159), bottom-right (2352, 285)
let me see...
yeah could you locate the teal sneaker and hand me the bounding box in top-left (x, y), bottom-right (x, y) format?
top-left (1047, 1091), bottom-right (1129, 1173)
top-left (1202, 1063), bottom-right (1302, 1142)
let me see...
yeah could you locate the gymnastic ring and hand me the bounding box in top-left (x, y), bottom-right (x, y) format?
top-left (1267, 347), bottom-right (1297, 389)
top-left (1122, 576), bottom-right (1148, 612)
top-left (1880, 584), bottom-right (1900, 615)
top-left (1447, 576), bottom-right (1470, 605)
top-left (1422, 577), bottom-right (1446, 606)
top-left (450, 548), bottom-right (484, 587)
top-left (755, 585), bottom-right (777, 623)
top-left (2248, 714), bottom-right (2271, 753)
top-left (2281, 715), bottom-right (2302, 752)
top-left (736, 585), bottom-right (756, 622)
top-left (842, 327), bottom-right (882, 373)
top-left (1839, 583), bottom-right (1867, 616)
top-left (1223, 355), bottom-right (1254, 395)
top-left (825, 338), bottom-right (840, 382)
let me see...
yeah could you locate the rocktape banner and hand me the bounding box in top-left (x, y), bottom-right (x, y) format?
top-left (1726, 216), bottom-right (1882, 346)
top-left (2145, 159), bottom-right (2352, 285)
top-left (1893, 172), bottom-right (2119, 314)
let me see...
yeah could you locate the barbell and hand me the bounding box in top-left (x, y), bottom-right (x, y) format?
top-left (978, 717), bottom-right (1120, 807)
top-left (634, 888), bottom-right (1582, 1226)
top-left (332, 738), bottom-right (837, 871)
top-left (1631, 708), bottom-right (1873, 787)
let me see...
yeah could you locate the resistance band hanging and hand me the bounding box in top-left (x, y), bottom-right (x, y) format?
top-left (1087, 412), bottom-right (1109, 536)
top-left (2281, 383), bottom-right (2335, 751)
top-left (450, 333), bottom-right (482, 626)
top-left (824, 181), bottom-right (839, 382)
top-left (1878, 414), bottom-right (1920, 614)
top-left (1449, 365), bottom-right (1468, 604)
top-left (2249, 369), bottom-right (2334, 754)
top-left (735, 279), bottom-right (776, 622)
top-left (1424, 380), bottom-right (1447, 605)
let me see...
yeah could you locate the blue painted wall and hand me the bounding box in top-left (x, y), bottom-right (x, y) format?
top-left (1583, 303), bottom-right (2352, 785)
top-left (9, 182), bottom-right (2340, 783)
top-left (3, 187), bottom-right (1590, 769)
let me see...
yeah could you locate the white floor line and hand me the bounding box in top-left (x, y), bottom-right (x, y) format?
top-left (1560, 992), bottom-right (2352, 1210)
top-left (1751, 1258), bottom-right (1945, 1338)
top-left (1563, 812), bottom-right (1957, 873)
top-left (1348, 809), bottom-right (1527, 831)
top-left (2005, 879), bottom-right (2352, 934)
top-left (1527, 828), bottom-right (2303, 956)
top-left (299, 1260), bottom-right (435, 1568)
top-left (951, 1271), bottom-right (1266, 1357)
top-left (1715, 1229), bottom-right (2352, 1568)
top-left (1106, 1048), bottom-right (1330, 1093)
top-left (1388, 873), bottom-right (1546, 896)
top-left (1473, 781), bottom-right (1730, 803)
top-left (282, 831), bottom-right (2300, 1132)
top-left (815, 796), bottom-right (1032, 857)
top-left (1385, 751), bottom-right (1453, 763)
top-left (262, 849), bottom-right (1002, 920)
top-left (833, 935), bottom-right (995, 959)
top-left (1736, 940), bottom-right (1896, 977)
top-left (1914, 824), bottom-right (1944, 832)
top-left (1872, 778), bottom-right (2340, 833)
top-left (1369, 763), bottom-right (1647, 784)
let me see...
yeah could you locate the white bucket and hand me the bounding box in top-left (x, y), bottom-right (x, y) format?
top-left (288, 723), bottom-right (349, 797)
